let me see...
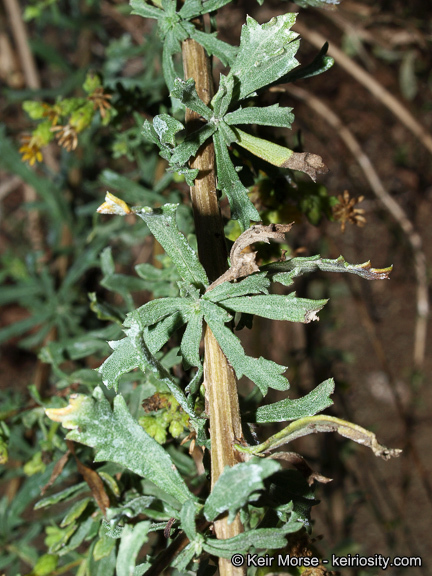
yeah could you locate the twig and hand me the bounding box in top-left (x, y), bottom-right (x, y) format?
top-left (2, 0), bottom-right (40, 89)
top-left (293, 21), bottom-right (432, 156)
top-left (284, 84), bottom-right (428, 371)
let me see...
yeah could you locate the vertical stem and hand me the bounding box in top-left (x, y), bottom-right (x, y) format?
top-left (182, 36), bottom-right (245, 576)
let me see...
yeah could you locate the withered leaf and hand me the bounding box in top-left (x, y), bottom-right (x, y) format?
top-left (281, 152), bottom-right (328, 182)
top-left (66, 440), bottom-right (110, 515)
top-left (207, 223), bottom-right (293, 290)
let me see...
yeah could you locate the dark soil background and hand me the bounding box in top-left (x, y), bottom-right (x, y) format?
top-left (1, 0), bottom-right (431, 574)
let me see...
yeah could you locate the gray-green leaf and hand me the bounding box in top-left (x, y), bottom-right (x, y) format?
top-left (116, 522), bottom-right (150, 576)
top-left (225, 104), bottom-right (294, 129)
top-left (204, 458), bottom-right (280, 523)
top-left (227, 14), bottom-right (300, 101)
top-left (133, 204), bottom-right (208, 289)
top-left (254, 378), bottom-right (335, 423)
top-left (219, 293), bottom-right (328, 323)
top-left (48, 388), bottom-right (195, 505)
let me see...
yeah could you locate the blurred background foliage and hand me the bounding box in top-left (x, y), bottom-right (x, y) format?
top-left (0, 0), bottom-right (431, 574)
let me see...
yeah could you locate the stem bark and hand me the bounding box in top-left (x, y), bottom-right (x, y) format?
top-left (182, 35), bottom-right (245, 576)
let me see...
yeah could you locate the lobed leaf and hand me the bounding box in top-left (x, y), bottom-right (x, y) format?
top-left (203, 515), bottom-right (301, 557)
top-left (202, 300), bottom-right (289, 394)
top-left (46, 388), bottom-right (195, 505)
top-left (264, 254), bottom-right (393, 286)
top-left (227, 14), bottom-right (300, 101)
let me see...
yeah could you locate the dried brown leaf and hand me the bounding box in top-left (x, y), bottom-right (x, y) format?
top-left (66, 440), bottom-right (110, 515)
top-left (281, 152), bottom-right (328, 182)
top-left (207, 223), bottom-right (293, 290)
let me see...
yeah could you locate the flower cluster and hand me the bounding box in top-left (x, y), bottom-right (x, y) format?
top-left (19, 74), bottom-right (113, 164)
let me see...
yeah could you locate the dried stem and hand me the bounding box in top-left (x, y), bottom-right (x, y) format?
top-left (293, 21), bottom-right (432, 156)
top-left (284, 84), bottom-right (428, 371)
top-left (182, 34), bottom-right (245, 576)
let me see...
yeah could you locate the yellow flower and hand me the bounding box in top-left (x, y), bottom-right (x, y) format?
top-left (19, 134), bottom-right (43, 166)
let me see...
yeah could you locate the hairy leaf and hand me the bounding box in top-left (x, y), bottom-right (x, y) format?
top-left (46, 388), bottom-right (195, 504)
top-left (133, 204), bottom-right (208, 289)
top-left (227, 15), bottom-right (300, 101)
top-left (204, 458), bottom-right (280, 523)
top-left (116, 522), bottom-right (150, 576)
top-left (263, 254), bottom-right (393, 286)
top-left (190, 29), bottom-right (238, 66)
top-left (204, 272), bottom-right (270, 303)
top-left (171, 78), bottom-right (212, 120)
top-left (170, 122), bottom-right (217, 166)
top-left (202, 300), bottom-right (289, 394)
top-left (130, 0), bottom-right (163, 20)
top-left (220, 293), bottom-right (328, 323)
top-left (254, 378), bottom-right (335, 423)
top-left (213, 131), bottom-right (260, 230)
top-left (180, 309), bottom-right (204, 368)
top-left (225, 104), bottom-right (294, 129)
top-left (203, 515), bottom-right (301, 557)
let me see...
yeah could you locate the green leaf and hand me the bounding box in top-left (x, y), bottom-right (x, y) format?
top-left (162, 30), bottom-right (184, 97)
top-left (153, 114), bottom-right (185, 147)
top-left (225, 104), bottom-right (294, 128)
top-left (203, 517), bottom-right (301, 557)
top-left (133, 204), bottom-right (208, 289)
top-left (46, 388), bottom-right (196, 504)
top-left (202, 300), bottom-right (289, 394)
top-left (190, 29), bottom-right (238, 67)
top-left (254, 378), bottom-right (335, 423)
top-left (179, 0), bottom-right (232, 19)
top-left (204, 272), bottom-right (270, 303)
top-left (220, 293), bottom-right (328, 323)
top-left (278, 42), bottom-right (334, 84)
top-left (227, 14), bottom-right (300, 101)
top-left (99, 169), bottom-right (164, 205)
top-left (211, 75), bottom-right (234, 118)
top-left (180, 499), bottom-right (200, 541)
top-left (180, 309), bottom-right (203, 368)
top-left (171, 78), bottom-right (212, 119)
top-left (60, 498), bottom-right (91, 527)
top-left (213, 131), bottom-right (260, 230)
top-left (204, 458), bottom-right (280, 523)
top-left (126, 318), bottom-right (200, 419)
top-left (98, 337), bottom-right (140, 392)
top-left (170, 122), bottom-right (217, 166)
top-left (34, 483), bottom-right (87, 510)
top-left (125, 298), bottom-right (191, 329)
top-left (263, 254), bottom-right (393, 286)
top-left (116, 522), bottom-right (150, 576)
top-left (130, 0), bottom-right (164, 20)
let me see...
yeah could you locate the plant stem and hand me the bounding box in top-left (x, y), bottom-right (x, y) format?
top-left (182, 35), bottom-right (245, 576)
